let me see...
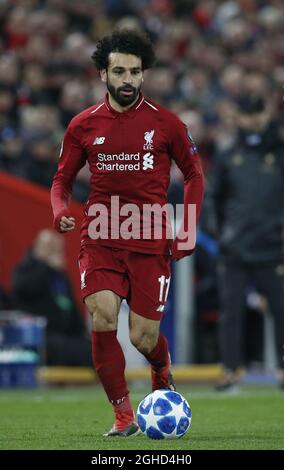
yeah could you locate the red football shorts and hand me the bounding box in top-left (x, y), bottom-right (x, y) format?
top-left (78, 245), bottom-right (171, 321)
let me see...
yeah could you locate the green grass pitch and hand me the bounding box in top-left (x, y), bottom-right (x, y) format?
top-left (0, 384), bottom-right (283, 450)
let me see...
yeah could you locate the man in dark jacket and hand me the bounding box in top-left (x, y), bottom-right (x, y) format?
top-left (13, 229), bottom-right (92, 366)
top-left (210, 94), bottom-right (284, 390)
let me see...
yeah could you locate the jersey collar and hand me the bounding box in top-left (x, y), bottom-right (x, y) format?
top-left (104, 93), bottom-right (145, 117)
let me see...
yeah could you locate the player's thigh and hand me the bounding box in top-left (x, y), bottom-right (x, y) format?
top-left (78, 245), bottom-right (128, 330)
top-left (78, 245), bottom-right (128, 299)
top-left (127, 253), bottom-right (171, 321)
top-left (85, 290), bottom-right (122, 330)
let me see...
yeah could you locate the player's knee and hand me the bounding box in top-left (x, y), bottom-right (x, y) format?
top-left (130, 330), bottom-right (158, 355)
top-left (85, 298), bottom-right (117, 331)
top-left (93, 307), bottom-right (117, 330)
top-left (85, 291), bottom-right (120, 331)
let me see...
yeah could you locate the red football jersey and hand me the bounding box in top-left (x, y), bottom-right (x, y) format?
top-left (51, 93), bottom-right (204, 258)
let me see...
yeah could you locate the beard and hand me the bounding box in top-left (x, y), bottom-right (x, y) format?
top-left (107, 79), bottom-right (141, 107)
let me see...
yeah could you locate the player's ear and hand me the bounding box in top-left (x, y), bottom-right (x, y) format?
top-left (100, 70), bottom-right (107, 83)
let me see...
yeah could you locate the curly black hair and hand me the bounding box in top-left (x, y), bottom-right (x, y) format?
top-left (92, 29), bottom-right (155, 71)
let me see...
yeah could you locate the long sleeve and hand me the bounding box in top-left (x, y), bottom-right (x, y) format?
top-left (50, 119), bottom-right (87, 229)
top-left (169, 118), bottom-right (204, 260)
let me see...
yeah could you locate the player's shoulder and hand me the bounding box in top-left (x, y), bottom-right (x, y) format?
top-left (144, 98), bottom-right (184, 127)
top-left (68, 101), bottom-right (105, 129)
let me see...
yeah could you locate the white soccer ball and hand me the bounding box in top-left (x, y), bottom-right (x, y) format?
top-left (137, 389), bottom-right (192, 439)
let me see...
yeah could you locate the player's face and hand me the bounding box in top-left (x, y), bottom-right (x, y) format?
top-left (102, 52), bottom-right (143, 107)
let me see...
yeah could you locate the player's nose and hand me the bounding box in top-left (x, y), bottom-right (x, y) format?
top-left (123, 71), bottom-right (133, 84)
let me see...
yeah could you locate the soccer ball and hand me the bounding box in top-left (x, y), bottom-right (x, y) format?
top-left (137, 389), bottom-right (192, 440)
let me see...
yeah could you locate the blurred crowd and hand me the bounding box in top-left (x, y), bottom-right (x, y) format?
top-left (0, 1), bottom-right (283, 367)
top-left (0, 0), bottom-right (283, 201)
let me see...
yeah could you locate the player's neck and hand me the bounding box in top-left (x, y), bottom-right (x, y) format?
top-left (108, 92), bottom-right (140, 113)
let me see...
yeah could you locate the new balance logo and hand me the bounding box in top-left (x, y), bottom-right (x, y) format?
top-left (93, 137), bottom-right (105, 145)
top-left (143, 152), bottom-right (154, 170)
top-left (156, 305), bottom-right (165, 312)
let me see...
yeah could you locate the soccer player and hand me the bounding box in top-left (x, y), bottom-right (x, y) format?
top-left (51, 30), bottom-right (204, 437)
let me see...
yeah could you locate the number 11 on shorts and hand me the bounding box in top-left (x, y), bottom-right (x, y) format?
top-left (158, 275), bottom-right (171, 303)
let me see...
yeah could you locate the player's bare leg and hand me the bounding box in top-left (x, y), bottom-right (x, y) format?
top-left (129, 311), bottom-right (175, 391)
top-left (85, 290), bottom-right (139, 437)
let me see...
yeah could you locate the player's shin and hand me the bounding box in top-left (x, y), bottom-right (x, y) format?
top-left (144, 334), bottom-right (169, 369)
top-left (91, 330), bottom-right (135, 430)
top-left (143, 334), bottom-right (176, 391)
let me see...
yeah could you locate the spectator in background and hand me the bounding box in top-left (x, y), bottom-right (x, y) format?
top-left (193, 231), bottom-right (220, 364)
top-left (23, 134), bottom-right (57, 188)
top-left (0, 284), bottom-right (10, 310)
top-left (0, 0), bottom-right (282, 206)
top-left (210, 93), bottom-right (284, 391)
top-left (12, 229), bottom-right (92, 366)
top-left (0, 128), bottom-right (25, 178)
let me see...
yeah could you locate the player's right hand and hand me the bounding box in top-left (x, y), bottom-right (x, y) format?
top-left (59, 216), bottom-right (75, 232)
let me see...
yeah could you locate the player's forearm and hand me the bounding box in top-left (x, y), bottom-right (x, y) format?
top-left (172, 165), bottom-right (204, 260)
top-left (174, 173), bottom-right (204, 246)
top-left (50, 175), bottom-right (73, 231)
top-left (50, 173), bottom-right (72, 213)
top-left (183, 170), bottom-right (205, 222)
